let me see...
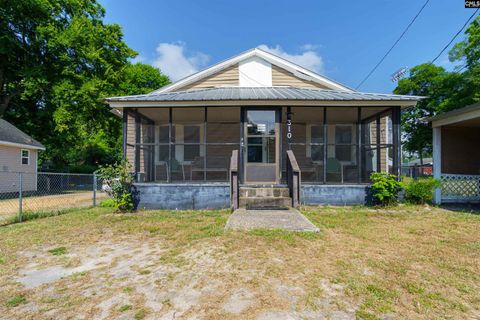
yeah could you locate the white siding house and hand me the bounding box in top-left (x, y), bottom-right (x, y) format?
top-left (0, 119), bottom-right (45, 193)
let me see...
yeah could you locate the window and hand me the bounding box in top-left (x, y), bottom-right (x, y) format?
top-left (310, 125), bottom-right (324, 162)
top-left (21, 150), bottom-right (30, 165)
top-left (335, 125), bottom-right (353, 162)
top-left (184, 125), bottom-right (200, 161)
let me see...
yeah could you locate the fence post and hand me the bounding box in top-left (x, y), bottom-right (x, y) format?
top-left (18, 172), bottom-right (23, 222)
top-left (93, 173), bottom-right (97, 207)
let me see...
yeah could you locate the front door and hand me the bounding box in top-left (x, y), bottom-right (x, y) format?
top-left (244, 109), bottom-right (280, 183)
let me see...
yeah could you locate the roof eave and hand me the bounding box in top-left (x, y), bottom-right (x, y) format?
top-left (0, 140), bottom-right (45, 150)
top-left (108, 99), bottom-right (419, 109)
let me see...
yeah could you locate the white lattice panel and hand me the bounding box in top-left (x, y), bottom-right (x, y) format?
top-left (441, 174), bottom-right (480, 202)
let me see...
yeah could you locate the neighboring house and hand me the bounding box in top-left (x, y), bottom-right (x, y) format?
top-left (106, 47), bottom-right (420, 209)
top-left (428, 103), bottom-right (480, 204)
top-left (0, 119), bottom-right (45, 193)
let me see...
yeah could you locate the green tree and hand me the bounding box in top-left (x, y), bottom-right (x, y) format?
top-left (0, 0), bottom-right (170, 172)
top-left (394, 17), bottom-right (479, 161)
top-left (118, 63), bottom-right (170, 96)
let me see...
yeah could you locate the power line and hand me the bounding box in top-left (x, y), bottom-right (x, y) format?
top-left (431, 9), bottom-right (479, 63)
top-left (355, 0), bottom-right (430, 90)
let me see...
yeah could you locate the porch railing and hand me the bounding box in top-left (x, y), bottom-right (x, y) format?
top-left (286, 150), bottom-right (301, 207)
top-left (441, 173), bottom-right (480, 203)
top-left (229, 150), bottom-right (239, 211)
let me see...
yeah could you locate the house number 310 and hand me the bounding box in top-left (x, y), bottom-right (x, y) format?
top-left (286, 119), bottom-right (292, 140)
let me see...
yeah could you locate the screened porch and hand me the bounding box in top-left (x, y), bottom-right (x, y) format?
top-left (123, 105), bottom-right (401, 184)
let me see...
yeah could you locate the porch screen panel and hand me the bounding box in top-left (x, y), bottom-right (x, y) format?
top-left (326, 107), bottom-right (358, 183)
top-left (206, 107), bottom-right (240, 182)
top-left (171, 108), bottom-right (205, 182)
top-left (288, 107), bottom-right (324, 183)
top-left (360, 108), bottom-right (393, 182)
top-left (149, 109), bottom-right (169, 182)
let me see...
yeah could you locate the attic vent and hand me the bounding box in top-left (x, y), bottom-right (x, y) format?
top-left (293, 71), bottom-right (313, 82)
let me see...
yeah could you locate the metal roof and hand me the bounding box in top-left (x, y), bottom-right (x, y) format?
top-left (0, 119), bottom-right (45, 149)
top-left (106, 87), bottom-right (422, 103)
top-left (426, 103), bottom-right (480, 123)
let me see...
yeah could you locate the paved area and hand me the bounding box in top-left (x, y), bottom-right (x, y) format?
top-left (225, 208), bottom-right (320, 232)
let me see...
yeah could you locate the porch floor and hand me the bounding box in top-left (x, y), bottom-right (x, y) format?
top-left (225, 208), bottom-right (319, 232)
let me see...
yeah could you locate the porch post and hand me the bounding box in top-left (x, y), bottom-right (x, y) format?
top-left (357, 107), bottom-right (362, 183)
top-left (204, 107), bottom-right (207, 181)
top-left (323, 107), bottom-right (327, 184)
top-left (134, 110), bottom-right (141, 180)
top-left (392, 106), bottom-right (401, 180)
top-left (122, 109), bottom-right (128, 159)
top-left (433, 126), bottom-right (442, 204)
top-left (168, 107), bottom-right (172, 183)
top-left (239, 107), bottom-right (245, 183)
top-left (376, 115), bottom-right (381, 172)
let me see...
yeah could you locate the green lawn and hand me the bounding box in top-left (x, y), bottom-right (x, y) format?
top-left (0, 205), bottom-right (478, 319)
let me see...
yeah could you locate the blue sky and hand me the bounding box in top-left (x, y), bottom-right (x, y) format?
top-left (100, 0), bottom-right (475, 93)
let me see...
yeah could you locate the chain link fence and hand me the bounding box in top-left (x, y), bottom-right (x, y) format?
top-left (0, 171), bottom-right (107, 225)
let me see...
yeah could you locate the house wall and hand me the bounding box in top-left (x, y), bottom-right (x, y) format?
top-left (170, 63), bottom-right (334, 92)
top-left (0, 145), bottom-right (38, 193)
top-left (441, 126), bottom-right (480, 174)
top-left (173, 65), bottom-right (239, 91)
top-left (271, 65), bottom-right (330, 89)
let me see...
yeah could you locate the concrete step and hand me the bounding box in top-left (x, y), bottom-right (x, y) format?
top-left (239, 196), bottom-right (292, 209)
top-left (239, 187), bottom-right (290, 198)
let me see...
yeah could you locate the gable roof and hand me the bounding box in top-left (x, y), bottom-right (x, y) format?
top-left (0, 119), bottom-right (45, 150)
top-left (153, 47), bottom-right (354, 93)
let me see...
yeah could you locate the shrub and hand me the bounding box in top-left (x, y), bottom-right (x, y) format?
top-left (99, 198), bottom-right (116, 208)
top-left (404, 177), bottom-right (441, 205)
top-left (96, 160), bottom-right (138, 212)
top-left (369, 172), bottom-right (402, 206)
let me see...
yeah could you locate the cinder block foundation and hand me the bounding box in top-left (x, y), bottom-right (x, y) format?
top-left (135, 183), bottom-right (230, 210)
top-left (301, 184), bottom-right (367, 205)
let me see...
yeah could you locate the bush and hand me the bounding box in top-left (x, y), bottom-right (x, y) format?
top-left (96, 160), bottom-right (137, 212)
top-left (404, 177), bottom-right (441, 205)
top-left (99, 198), bottom-right (116, 208)
top-left (369, 172), bottom-right (402, 206)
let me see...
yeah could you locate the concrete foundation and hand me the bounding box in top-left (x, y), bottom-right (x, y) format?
top-left (134, 183), bottom-right (368, 210)
top-left (135, 183), bottom-right (230, 210)
top-left (301, 184), bottom-right (367, 205)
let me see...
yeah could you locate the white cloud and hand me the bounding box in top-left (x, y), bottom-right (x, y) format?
top-left (258, 44), bottom-right (325, 74)
top-left (152, 42), bottom-right (210, 81)
top-left (131, 54), bottom-right (147, 64)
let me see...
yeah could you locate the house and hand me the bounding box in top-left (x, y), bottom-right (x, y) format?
top-left (428, 103), bottom-right (480, 204)
top-left (106, 48), bottom-right (421, 209)
top-left (0, 119), bottom-right (45, 193)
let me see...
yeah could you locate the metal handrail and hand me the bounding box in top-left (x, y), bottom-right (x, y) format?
top-left (229, 150), bottom-right (239, 211)
top-left (286, 150), bottom-right (301, 207)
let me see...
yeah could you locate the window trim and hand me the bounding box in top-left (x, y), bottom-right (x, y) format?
top-left (21, 149), bottom-right (30, 165)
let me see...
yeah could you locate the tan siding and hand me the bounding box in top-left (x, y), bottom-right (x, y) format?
top-left (126, 113), bottom-right (136, 166)
top-left (0, 146), bottom-right (38, 192)
top-left (271, 65), bottom-right (330, 89)
top-left (173, 64), bottom-right (239, 91)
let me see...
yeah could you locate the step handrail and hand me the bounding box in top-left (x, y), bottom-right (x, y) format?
top-left (229, 150), bottom-right (239, 211)
top-left (286, 150), bottom-right (301, 207)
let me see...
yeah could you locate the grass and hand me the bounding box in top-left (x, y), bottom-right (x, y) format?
top-left (48, 246), bottom-right (67, 256)
top-left (0, 205), bottom-right (479, 319)
top-left (6, 295), bottom-right (27, 307)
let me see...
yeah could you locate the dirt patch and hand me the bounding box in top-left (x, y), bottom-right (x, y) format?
top-left (0, 206), bottom-right (479, 319)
